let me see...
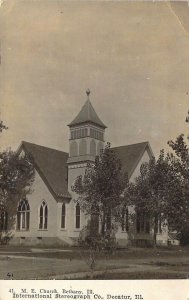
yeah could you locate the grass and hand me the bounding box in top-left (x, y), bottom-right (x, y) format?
top-left (0, 245), bottom-right (188, 260)
top-left (0, 245), bottom-right (189, 279)
top-left (91, 271), bottom-right (188, 280)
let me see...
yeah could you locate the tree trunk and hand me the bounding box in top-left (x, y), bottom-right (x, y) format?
top-left (153, 215), bottom-right (158, 247)
top-left (101, 213), bottom-right (106, 237)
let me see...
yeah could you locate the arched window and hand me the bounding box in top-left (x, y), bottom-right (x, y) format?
top-left (121, 207), bottom-right (129, 232)
top-left (39, 201), bottom-right (48, 229)
top-left (90, 139), bottom-right (96, 156)
top-left (79, 139), bottom-right (87, 155)
top-left (75, 204), bottom-right (80, 229)
top-left (17, 199), bottom-right (30, 230)
top-left (70, 141), bottom-right (78, 157)
top-left (61, 203), bottom-right (66, 229)
top-left (0, 210), bottom-right (8, 231)
top-left (136, 211), bottom-right (150, 234)
top-left (85, 128), bottom-right (88, 137)
top-left (81, 128), bottom-right (85, 138)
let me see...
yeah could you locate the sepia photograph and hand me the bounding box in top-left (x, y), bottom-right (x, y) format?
top-left (0, 0), bottom-right (189, 281)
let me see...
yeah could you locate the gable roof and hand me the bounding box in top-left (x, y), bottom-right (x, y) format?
top-left (19, 141), bottom-right (71, 200)
top-left (68, 99), bottom-right (107, 128)
top-left (112, 141), bottom-right (154, 178)
top-left (17, 140), bottom-right (153, 202)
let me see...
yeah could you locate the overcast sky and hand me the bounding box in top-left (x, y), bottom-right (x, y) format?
top-left (0, 1), bottom-right (189, 156)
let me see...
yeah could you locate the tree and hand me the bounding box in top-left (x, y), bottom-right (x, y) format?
top-left (126, 134), bottom-right (189, 246)
top-left (167, 134), bottom-right (189, 244)
top-left (0, 120), bottom-right (8, 133)
top-left (0, 150), bottom-right (35, 242)
top-left (126, 149), bottom-right (184, 245)
top-left (0, 120), bottom-right (35, 243)
top-left (72, 142), bottom-right (129, 239)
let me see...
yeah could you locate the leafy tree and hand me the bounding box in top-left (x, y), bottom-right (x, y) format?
top-left (0, 150), bottom-right (35, 242)
top-left (72, 142), bottom-right (129, 239)
top-left (0, 120), bottom-right (8, 133)
top-left (126, 149), bottom-right (183, 245)
top-left (127, 134), bottom-right (189, 246)
top-left (167, 134), bottom-right (189, 243)
top-left (0, 119), bottom-right (35, 243)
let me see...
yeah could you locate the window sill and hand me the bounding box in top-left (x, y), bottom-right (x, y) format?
top-left (16, 229), bottom-right (30, 232)
top-left (60, 228), bottom-right (67, 231)
top-left (38, 229), bottom-right (48, 231)
top-left (74, 229), bottom-right (81, 232)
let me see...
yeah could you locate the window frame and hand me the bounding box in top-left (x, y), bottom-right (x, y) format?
top-left (17, 199), bottom-right (30, 231)
top-left (75, 203), bottom-right (81, 229)
top-left (39, 201), bottom-right (48, 230)
top-left (61, 203), bottom-right (66, 229)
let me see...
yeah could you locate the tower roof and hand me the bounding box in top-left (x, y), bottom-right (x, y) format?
top-left (68, 92), bottom-right (107, 128)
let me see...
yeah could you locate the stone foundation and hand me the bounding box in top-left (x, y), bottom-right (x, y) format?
top-left (9, 236), bottom-right (70, 247)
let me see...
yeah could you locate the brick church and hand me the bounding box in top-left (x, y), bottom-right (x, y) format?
top-left (9, 91), bottom-right (170, 246)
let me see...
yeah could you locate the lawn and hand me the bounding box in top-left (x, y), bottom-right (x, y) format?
top-left (0, 245), bottom-right (189, 279)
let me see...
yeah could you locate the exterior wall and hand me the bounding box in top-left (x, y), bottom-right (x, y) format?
top-left (10, 170), bottom-right (59, 245)
top-left (130, 149), bottom-right (150, 183)
top-left (116, 149), bottom-right (153, 246)
top-left (66, 163), bottom-right (89, 241)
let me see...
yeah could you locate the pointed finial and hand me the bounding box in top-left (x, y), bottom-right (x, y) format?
top-left (86, 88), bottom-right (91, 98)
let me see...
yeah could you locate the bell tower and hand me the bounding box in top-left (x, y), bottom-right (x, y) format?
top-left (67, 89), bottom-right (107, 165)
top-left (67, 90), bottom-right (107, 193)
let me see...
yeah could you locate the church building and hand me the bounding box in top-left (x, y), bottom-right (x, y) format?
top-left (10, 91), bottom-right (169, 247)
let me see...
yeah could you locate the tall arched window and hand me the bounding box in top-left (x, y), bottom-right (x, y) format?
top-left (39, 201), bottom-right (48, 229)
top-left (61, 203), bottom-right (66, 229)
top-left (75, 204), bottom-right (80, 229)
top-left (121, 207), bottom-right (129, 232)
top-left (136, 211), bottom-right (150, 234)
top-left (0, 210), bottom-right (8, 231)
top-left (17, 199), bottom-right (30, 230)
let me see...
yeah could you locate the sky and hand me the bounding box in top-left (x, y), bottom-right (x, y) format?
top-left (0, 1), bottom-right (189, 157)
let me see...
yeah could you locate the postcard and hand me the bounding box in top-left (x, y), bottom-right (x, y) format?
top-left (0, 0), bottom-right (189, 299)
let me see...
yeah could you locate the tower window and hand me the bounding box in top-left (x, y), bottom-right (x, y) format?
top-left (75, 204), bottom-right (80, 229)
top-left (81, 128), bottom-right (85, 137)
top-left (79, 139), bottom-right (87, 155)
top-left (70, 141), bottom-right (78, 157)
top-left (39, 201), bottom-right (48, 230)
top-left (17, 199), bottom-right (30, 231)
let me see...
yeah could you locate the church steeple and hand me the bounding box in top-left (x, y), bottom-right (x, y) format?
top-left (67, 90), bottom-right (107, 165)
top-left (68, 90), bottom-right (107, 129)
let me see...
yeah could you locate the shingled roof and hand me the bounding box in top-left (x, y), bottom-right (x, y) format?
top-left (18, 140), bottom-right (153, 202)
top-left (112, 142), bottom-right (153, 178)
top-left (20, 141), bottom-right (71, 200)
top-left (68, 99), bottom-right (107, 128)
